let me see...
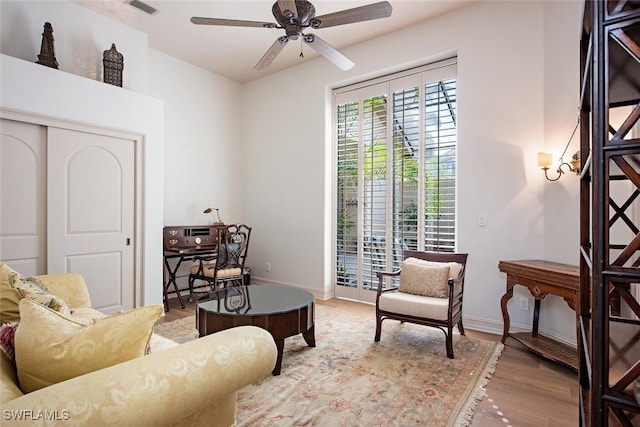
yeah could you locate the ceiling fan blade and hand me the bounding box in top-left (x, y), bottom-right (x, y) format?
top-left (190, 17), bottom-right (276, 29)
top-left (254, 36), bottom-right (289, 71)
top-left (311, 1), bottom-right (392, 29)
top-left (303, 34), bottom-right (354, 71)
top-left (277, 0), bottom-right (298, 18)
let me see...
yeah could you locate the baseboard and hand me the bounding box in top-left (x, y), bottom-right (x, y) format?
top-left (463, 315), bottom-right (576, 347)
top-left (250, 276), bottom-right (334, 301)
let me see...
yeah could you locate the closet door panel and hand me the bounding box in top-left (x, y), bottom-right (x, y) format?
top-left (47, 127), bottom-right (135, 313)
top-left (0, 119), bottom-right (46, 275)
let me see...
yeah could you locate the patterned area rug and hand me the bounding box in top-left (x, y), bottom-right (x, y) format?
top-left (154, 304), bottom-right (503, 427)
top-left (153, 317), bottom-right (199, 344)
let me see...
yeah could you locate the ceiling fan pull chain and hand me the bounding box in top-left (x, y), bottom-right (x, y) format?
top-left (300, 38), bottom-right (304, 58)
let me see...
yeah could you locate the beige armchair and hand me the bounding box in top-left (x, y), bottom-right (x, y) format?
top-left (374, 250), bottom-right (468, 359)
top-left (1, 265), bottom-right (277, 426)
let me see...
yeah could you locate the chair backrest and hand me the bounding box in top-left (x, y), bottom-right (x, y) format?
top-left (215, 224), bottom-right (252, 271)
top-left (396, 250), bottom-right (469, 298)
top-left (404, 250), bottom-right (468, 268)
top-left (403, 250), bottom-right (468, 282)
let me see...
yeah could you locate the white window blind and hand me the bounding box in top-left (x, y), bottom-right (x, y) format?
top-left (334, 59), bottom-right (457, 292)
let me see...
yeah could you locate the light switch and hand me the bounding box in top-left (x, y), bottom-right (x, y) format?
top-left (478, 214), bottom-right (487, 226)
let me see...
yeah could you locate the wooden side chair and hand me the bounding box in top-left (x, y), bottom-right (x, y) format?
top-left (188, 224), bottom-right (252, 302)
top-left (374, 250), bottom-right (469, 359)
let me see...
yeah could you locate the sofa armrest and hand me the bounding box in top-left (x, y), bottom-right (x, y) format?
top-left (2, 325), bottom-right (277, 427)
top-left (32, 273), bottom-right (92, 308)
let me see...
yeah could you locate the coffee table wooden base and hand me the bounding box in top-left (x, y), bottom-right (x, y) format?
top-left (197, 291), bottom-right (315, 376)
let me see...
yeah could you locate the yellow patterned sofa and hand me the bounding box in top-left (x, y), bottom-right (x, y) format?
top-left (0, 263), bottom-right (277, 426)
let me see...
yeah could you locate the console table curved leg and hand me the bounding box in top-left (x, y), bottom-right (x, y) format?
top-left (500, 286), bottom-right (514, 344)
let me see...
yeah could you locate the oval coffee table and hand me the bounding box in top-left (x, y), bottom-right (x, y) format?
top-left (197, 284), bottom-right (315, 375)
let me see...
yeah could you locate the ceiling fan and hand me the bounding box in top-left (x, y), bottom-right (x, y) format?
top-left (190, 0), bottom-right (393, 71)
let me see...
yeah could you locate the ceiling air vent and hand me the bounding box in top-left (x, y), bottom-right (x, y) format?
top-left (126, 0), bottom-right (158, 15)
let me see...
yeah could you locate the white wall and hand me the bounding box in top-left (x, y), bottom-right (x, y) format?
top-left (243, 0), bottom-right (583, 343)
top-left (0, 1), bottom-right (165, 306)
top-left (0, 0), bottom-right (148, 93)
top-left (0, 1), bottom-right (246, 298)
top-left (0, 54), bottom-right (165, 307)
top-left (539, 0), bottom-right (583, 341)
top-left (147, 49), bottom-right (244, 226)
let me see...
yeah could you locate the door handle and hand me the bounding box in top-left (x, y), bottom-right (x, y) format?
top-left (126, 238), bottom-right (131, 246)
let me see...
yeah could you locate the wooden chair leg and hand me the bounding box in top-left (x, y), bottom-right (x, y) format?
top-left (458, 319), bottom-right (465, 335)
top-left (187, 276), bottom-right (194, 303)
top-left (374, 316), bottom-right (382, 342)
top-left (445, 327), bottom-right (454, 359)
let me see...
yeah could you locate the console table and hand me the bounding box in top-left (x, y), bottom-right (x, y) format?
top-left (499, 260), bottom-right (579, 371)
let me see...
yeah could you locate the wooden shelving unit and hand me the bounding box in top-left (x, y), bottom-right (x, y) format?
top-left (579, 1), bottom-right (640, 425)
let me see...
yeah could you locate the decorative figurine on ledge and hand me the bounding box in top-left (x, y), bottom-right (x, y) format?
top-left (36, 22), bottom-right (59, 69)
top-left (103, 43), bottom-right (124, 87)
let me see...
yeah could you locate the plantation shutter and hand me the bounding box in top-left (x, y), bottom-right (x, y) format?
top-left (335, 98), bottom-right (359, 288)
top-left (424, 77), bottom-right (457, 251)
top-left (334, 58), bottom-right (457, 297)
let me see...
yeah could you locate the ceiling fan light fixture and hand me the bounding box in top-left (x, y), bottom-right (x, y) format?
top-left (191, 0), bottom-right (392, 71)
top-left (286, 26), bottom-right (301, 40)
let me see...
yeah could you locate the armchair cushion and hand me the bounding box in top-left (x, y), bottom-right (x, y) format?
top-left (399, 258), bottom-right (452, 298)
top-left (14, 299), bottom-right (162, 393)
top-left (378, 291), bottom-right (450, 320)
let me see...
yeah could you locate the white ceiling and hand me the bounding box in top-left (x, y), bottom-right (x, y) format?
top-left (74, 0), bottom-right (476, 83)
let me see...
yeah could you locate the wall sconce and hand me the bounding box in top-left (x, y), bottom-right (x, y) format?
top-left (538, 115), bottom-right (581, 182)
top-left (203, 207), bottom-right (224, 225)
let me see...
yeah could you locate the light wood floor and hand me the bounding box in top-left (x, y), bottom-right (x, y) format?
top-left (161, 296), bottom-right (579, 426)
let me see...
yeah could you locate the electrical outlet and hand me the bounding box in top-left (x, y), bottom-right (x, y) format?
top-left (519, 297), bottom-right (529, 311)
top-left (266, 262), bottom-right (271, 272)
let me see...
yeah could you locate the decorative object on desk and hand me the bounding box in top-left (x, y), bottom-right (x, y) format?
top-left (103, 43), bottom-right (124, 87)
top-left (203, 207), bottom-right (223, 225)
top-left (538, 113), bottom-right (581, 181)
top-left (35, 22), bottom-right (59, 69)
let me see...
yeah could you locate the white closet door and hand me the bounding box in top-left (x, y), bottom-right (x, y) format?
top-left (0, 119), bottom-right (47, 275)
top-left (47, 127), bottom-right (135, 313)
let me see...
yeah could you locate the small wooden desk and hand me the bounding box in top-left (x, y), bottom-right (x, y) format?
top-left (499, 260), bottom-right (579, 371)
top-left (163, 225), bottom-right (224, 312)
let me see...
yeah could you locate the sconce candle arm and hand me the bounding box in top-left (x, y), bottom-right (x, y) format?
top-left (557, 116), bottom-right (581, 165)
top-left (539, 114), bottom-right (581, 182)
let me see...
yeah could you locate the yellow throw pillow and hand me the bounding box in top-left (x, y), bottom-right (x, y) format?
top-left (0, 261), bottom-right (22, 323)
top-left (11, 275), bottom-right (71, 318)
top-left (14, 299), bottom-right (163, 393)
top-left (399, 258), bottom-right (451, 298)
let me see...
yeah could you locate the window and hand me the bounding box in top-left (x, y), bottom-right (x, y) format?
top-left (334, 59), bottom-right (457, 297)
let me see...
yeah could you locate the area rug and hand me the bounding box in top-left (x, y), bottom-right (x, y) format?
top-left (153, 317), bottom-right (199, 344)
top-left (154, 304), bottom-right (503, 427)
